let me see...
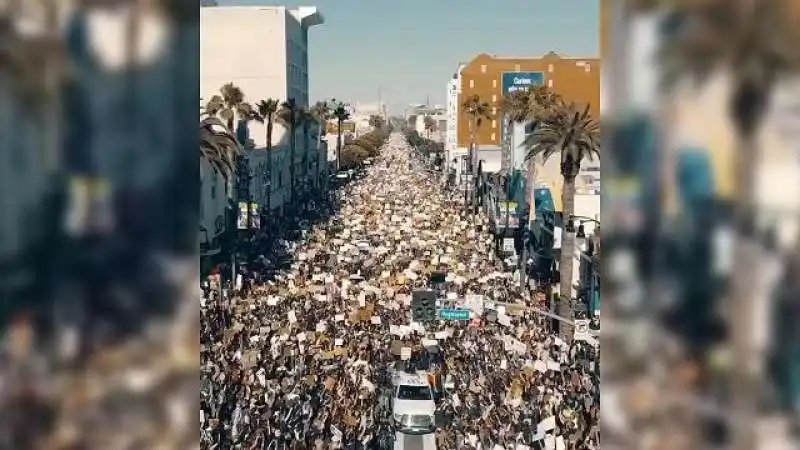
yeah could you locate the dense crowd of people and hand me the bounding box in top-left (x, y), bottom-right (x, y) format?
top-left (200, 133), bottom-right (599, 449)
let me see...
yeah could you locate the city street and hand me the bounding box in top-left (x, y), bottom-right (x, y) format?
top-left (200, 133), bottom-right (599, 449)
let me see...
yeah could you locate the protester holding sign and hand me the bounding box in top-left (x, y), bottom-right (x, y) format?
top-left (200, 133), bottom-right (599, 449)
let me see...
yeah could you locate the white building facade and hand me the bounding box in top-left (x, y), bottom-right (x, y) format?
top-left (445, 64), bottom-right (467, 175)
top-left (200, 5), bottom-right (326, 262)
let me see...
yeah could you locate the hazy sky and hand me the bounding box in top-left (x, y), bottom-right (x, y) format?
top-left (216, 0), bottom-right (599, 114)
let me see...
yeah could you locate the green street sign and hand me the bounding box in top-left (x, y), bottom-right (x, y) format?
top-left (438, 309), bottom-right (471, 321)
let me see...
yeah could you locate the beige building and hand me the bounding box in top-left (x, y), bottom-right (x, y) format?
top-left (200, 5), bottom-right (327, 260)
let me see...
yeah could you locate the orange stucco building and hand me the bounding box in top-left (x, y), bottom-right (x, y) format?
top-left (457, 52), bottom-right (601, 148)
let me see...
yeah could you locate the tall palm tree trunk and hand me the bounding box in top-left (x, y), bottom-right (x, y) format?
top-left (467, 118), bottom-right (477, 209)
top-left (266, 119), bottom-right (273, 215)
top-left (336, 120), bottom-right (343, 171)
top-left (729, 130), bottom-right (760, 450)
top-left (558, 175), bottom-right (577, 340)
top-left (521, 157), bottom-right (538, 288)
top-left (290, 131), bottom-right (296, 207)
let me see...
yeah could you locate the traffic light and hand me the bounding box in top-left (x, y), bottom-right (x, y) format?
top-left (412, 290), bottom-right (437, 322)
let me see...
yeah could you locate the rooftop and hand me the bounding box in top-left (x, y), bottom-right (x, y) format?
top-left (479, 51), bottom-right (598, 61)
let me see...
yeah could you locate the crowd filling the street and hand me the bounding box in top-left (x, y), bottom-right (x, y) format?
top-left (200, 133), bottom-right (600, 449)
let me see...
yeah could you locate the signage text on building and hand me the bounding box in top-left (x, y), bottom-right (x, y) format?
top-left (501, 72), bottom-right (545, 94)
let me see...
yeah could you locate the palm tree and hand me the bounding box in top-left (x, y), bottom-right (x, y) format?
top-left (631, 3), bottom-right (800, 447)
top-left (309, 101), bottom-right (332, 186)
top-left (461, 94), bottom-right (492, 206)
top-left (298, 108), bottom-right (313, 198)
top-left (368, 114), bottom-right (385, 129)
top-left (500, 86), bottom-right (563, 213)
top-left (524, 102), bottom-right (599, 340)
top-left (423, 115), bottom-right (436, 139)
top-left (331, 100), bottom-right (351, 171)
top-left (252, 99), bottom-right (279, 213)
top-left (204, 83), bottom-right (250, 135)
top-left (200, 117), bottom-right (240, 184)
top-left (277, 98), bottom-right (301, 205)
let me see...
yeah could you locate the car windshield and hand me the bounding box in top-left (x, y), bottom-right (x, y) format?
top-left (397, 385), bottom-right (432, 401)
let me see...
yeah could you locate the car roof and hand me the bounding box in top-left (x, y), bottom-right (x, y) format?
top-left (396, 372), bottom-right (430, 387)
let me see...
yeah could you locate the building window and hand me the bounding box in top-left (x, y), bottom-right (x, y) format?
top-left (469, 79), bottom-right (474, 88)
top-left (548, 64), bottom-right (554, 72)
top-left (492, 94), bottom-right (497, 102)
top-left (492, 107), bottom-right (496, 115)
top-left (492, 79), bottom-right (497, 88)
top-left (491, 119), bottom-right (496, 128)
top-left (480, 64), bottom-right (487, 73)
top-left (491, 132), bottom-right (496, 141)
top-left (585, 63), bottom-right (591, 73)
top-left (547, 79), bottom-right (553, 88)
top-left (514, 64), bottom-right (520, 72)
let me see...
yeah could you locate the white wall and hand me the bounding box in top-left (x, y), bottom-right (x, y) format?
top-left (201, 5), bottom-right (326, 217)
top-left (201, 6), bottom-right (288, 150)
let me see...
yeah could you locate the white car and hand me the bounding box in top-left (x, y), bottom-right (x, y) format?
top-left (391, 372), bottom-right (436, 434)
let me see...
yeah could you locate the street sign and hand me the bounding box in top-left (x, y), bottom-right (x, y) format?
top-left (438, 309), bottom-right (471, 321)
top-left (502, 238), bottom-right (515, 253)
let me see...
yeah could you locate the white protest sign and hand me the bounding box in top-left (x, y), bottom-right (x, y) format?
top-left (266, 296), bottom-right (280, 306)
top-left (287, 310), bottom-right (297, 324)
top-left (316, 321), bottom-right (327, 332)
top-left (573, 319), bottom-right (591, 342)
top-left (546, 360), bottom-right (561, 372)
top-left (334, 338), bottom-right (344, 347)
top-left (498, 314), bottom-right (512, 327)
top-left (434, 331), bottom-right (448, 340)
top-left (370, 316), bottom-right (382, 325)
top-left (464, 294), bottom-right (484, 316)
top-left (400, 347), bottom-right (412, 360)
top-left (296, 332), bottom-right (306, 342)
top-left (334, 314), bottom-right (345, 322)
top-left (421, 339), bottom-right (438, 348)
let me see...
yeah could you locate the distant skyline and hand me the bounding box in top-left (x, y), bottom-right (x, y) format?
top-left (215, 0), bottom-right (599, 114)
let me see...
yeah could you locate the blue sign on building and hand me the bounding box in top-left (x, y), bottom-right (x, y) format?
top-left (502, 72), bottom-right (544, 94)
top-left (438, 309), bottom-right (471, 321)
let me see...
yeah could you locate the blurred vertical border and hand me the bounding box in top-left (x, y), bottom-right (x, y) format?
top-left (0, 0), bottom-right (199, 448)
top-left (602, 0), bottom-right (800, 449)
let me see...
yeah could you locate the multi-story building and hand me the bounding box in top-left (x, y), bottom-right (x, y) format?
top-left (351, 101), bottom-right (386, 136)
top-left (405, 103), bottom-right (446, 140)
top-left (457, 52), bottom-right (601, 150)
top-left (445, 78), bottom-right (459, 168)
top-left (200, 5), bottom-right (326, 264)
top-left (445, 64), bottom-right (469, 174)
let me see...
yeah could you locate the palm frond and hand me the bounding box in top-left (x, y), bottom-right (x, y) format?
top-left (200, 117), bottom-right (240, 180)
top-left (204, 95), bottom-right (224, 117)
top-left (461, 94), bottom-right (492, 121)
top-left (499, 90), bottom-right (531, 122)
top-left (523, 102), bottom-right (599, 174)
